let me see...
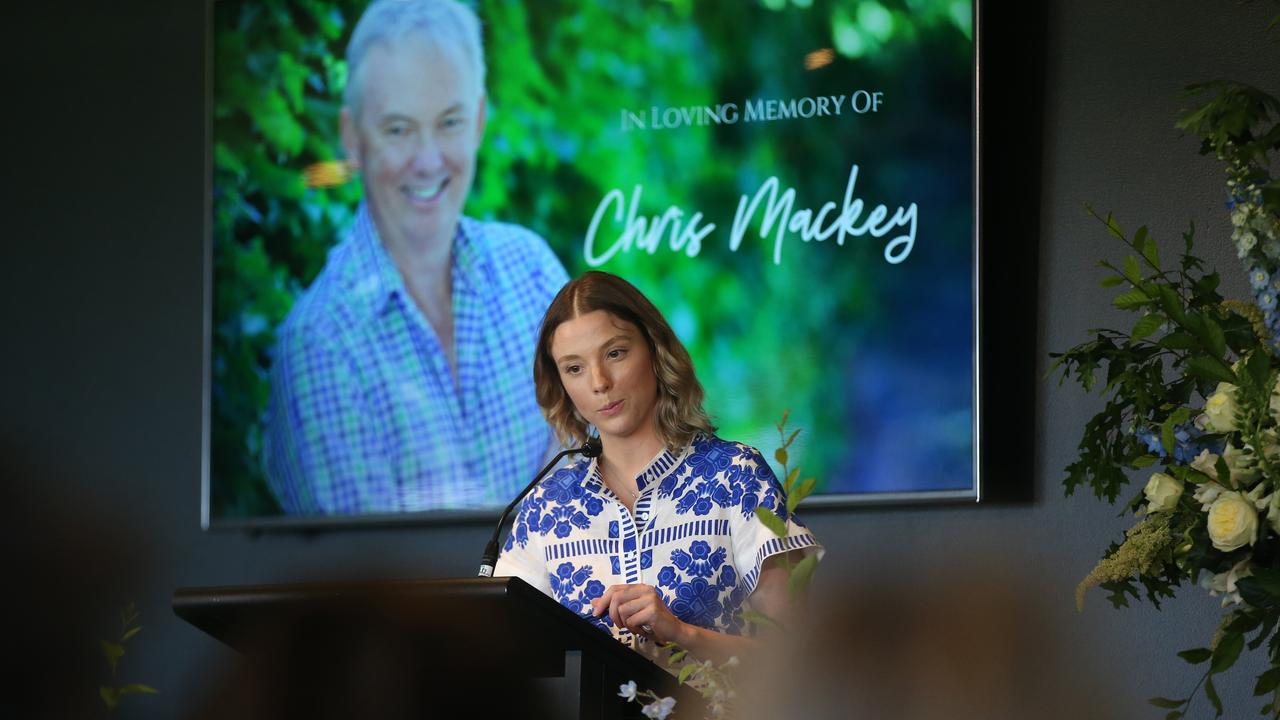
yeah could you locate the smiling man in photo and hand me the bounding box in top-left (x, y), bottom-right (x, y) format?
top-left (262, 0), bottom-right (567, 514)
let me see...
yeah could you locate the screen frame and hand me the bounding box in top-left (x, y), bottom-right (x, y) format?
top-left (200, 0), bottom-right (1040, 531)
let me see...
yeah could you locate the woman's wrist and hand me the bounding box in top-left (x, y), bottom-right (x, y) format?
top-left (670, 618), bottom-right (699, 647)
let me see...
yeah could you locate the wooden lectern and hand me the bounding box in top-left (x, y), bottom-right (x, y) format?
top-left (174, 577), bottom-right (702, 719)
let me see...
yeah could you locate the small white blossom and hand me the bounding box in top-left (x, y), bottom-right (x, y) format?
top-left (618, 681), bottom-right (637, 701)
top-left (641, 696), bottom-right (677, 719)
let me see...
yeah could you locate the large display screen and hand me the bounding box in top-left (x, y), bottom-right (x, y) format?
top-left (206, 0), bottom-right (977, 526)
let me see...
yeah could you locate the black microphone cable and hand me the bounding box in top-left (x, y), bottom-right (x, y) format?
top-left (478, 437), bottom-right (602, 577)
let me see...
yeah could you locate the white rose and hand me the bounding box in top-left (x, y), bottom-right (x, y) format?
top-left (1207, 491), bottom-right (1259, 552)
top-left (1201, 382), bottom-right (1240, 433)
top-left (1143, 472), bottom-right (1183, 513)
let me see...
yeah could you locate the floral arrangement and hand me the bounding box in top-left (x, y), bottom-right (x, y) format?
top-left (1053, 80), bottom-right (1280, 718)
top-left (621, 412), bottom-right (819, 719)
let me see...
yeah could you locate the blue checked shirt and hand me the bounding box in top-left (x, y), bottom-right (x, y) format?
top-left (262, 204), bottom-right (569, 514)
top-left (494, 435), bottom-right (822, 654)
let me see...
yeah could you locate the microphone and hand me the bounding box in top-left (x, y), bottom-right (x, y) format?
top-left (478, 437), bottom-right (602, 577)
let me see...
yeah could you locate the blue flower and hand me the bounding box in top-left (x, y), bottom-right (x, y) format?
top-left (690, 540), bottom-right (711, 559)
top-left (584, 579), bottom-right (605, 599)
top-left (557, 563), bottom-right (574, 579)
top-left (584, 496), bottom-right (604, 516)
top-left (692, 497), bottom-right (713, 516)
top-left (1250, 266), bottom-right (1271, 292)
top-left (1259, 291), bottom-right (1277, 311)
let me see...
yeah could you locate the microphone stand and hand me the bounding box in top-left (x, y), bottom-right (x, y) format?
top-left (478, 438), bottom-right (602, 577)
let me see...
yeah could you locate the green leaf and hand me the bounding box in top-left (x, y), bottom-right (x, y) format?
top-left (1100, 275), bottom-right (1126, 288)
top-left (774, 447), bottom-right (788, 465)
top-left (1163, 712), bottom-right (1182, 720)
top-left (1205, 674), bottom-right (1223, 716)
top-left (1237, 569), bottom-right (1280, 609)
top-left (666, 650), bottom-right (688, 666)
top-left (118, 683), bottom-right (158, 697)
top-left (1177, 648), bottom-right (1212, 664)
top-left (784, 428), bottom-right (801, 449)
top-left (100, 686), bottom-right (119, 711)
top-left (1186, 356), bottom-right (1238, 385)
top-left (1159, 332), bottom-right (1197, 350)
top-left (1113, 288), bottom-right (1152, 310)
top-left (1104, 212), bottom-right (1126, 241)
top-left (1137, 226), bottom-right (1159, 268)
top-left (1123, 255), bottom-right (1144, 285)
top-left (122, 626), bottom-right (142, 643)
top-left (1245, 351), bottom-right (1271, 392)
top-left (1199, 317), bottom-right (1228, 359)
top-left (1161, 416), bottom-right (1176, 456)
top-left (787, 552), bottom-right (819, 600)
top-left (677, 662), bottom-right (697, 685)
top-left (1255, 666), bottom-right (1280, 695)
top-left (1132, 313), bottom-right (1165, 340)
top-left (1215, 456), bottom-right (1232, 486)
top-left (1157, 285), bottom-right (1188, 324)
top-left (1132, 455), bottom-right (1158, 468)
top-left (784, 467), bottom-right (800, 494)
top-left (1149, 697), bottom-right (1186, 709)
top-left (1210, 631), bottom-right (1244, 674)
top-left (101, 640), bottom-right (124, 675)
top-left (753, 507), bottom-right (787, 538)
top-left (787, 478), bottom-right (817, 513)
top-left (739, 609), bottom-right (783, 631)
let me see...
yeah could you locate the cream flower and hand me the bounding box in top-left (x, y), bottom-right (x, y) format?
top-left (1200, 382), bottom-right (1240, 433)
top-left (1223, 443), bottom-right (1261, 486)
top-left (1143, 472), bottom-right (1183, 513)
top-left (1195, 480), bottom-right (1228, 511)
top-left (1268, 490), bottom-right (1280, 537)
top-left (1190, 446), bottom-right (1258, 488)
top-left (1201, 555), bottom-right (1253, 606)
top-left (1207, 491), bottom-right (1259, 552)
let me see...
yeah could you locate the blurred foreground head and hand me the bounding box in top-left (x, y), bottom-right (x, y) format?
top-left (737, 563), bottom-right (1125, 720)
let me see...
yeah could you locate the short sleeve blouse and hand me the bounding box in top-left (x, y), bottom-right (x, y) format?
top-left (494, 435), bottom-right (822, 646)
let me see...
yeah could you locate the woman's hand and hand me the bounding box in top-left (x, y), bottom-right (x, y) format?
top-left (591, 584), bottom-right (687, 644)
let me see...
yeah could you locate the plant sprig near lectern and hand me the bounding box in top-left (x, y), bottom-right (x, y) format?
top-left (1052, 80), bottom-right (1280, 718)
top-left (99, 602), bottom-right (157, 715)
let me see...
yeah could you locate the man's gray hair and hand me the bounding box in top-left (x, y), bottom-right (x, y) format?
top-left (344, 0), bottom-right (486, 113)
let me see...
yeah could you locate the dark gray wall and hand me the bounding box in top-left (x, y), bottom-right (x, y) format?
top-left (5, 1), bottom-right (1279, 717)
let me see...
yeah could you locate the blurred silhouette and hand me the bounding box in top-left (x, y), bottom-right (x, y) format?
top-left (736, 560), bottom-right (1127, 720)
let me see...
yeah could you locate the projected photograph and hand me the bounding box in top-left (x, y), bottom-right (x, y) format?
top-left (208, 0), bottom-right (976, 524)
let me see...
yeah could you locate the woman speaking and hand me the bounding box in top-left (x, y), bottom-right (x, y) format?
top-left (495, 272), bottom-right (822, 663)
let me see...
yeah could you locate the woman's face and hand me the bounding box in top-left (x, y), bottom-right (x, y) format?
top-left (550, 310), bottom-right (659, 446)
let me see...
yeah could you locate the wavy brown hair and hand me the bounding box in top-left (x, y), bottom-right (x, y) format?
top-left (534, 271), bottom-right (716, 450)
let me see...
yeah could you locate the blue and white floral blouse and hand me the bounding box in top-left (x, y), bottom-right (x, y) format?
top-left (495, 435), bottom-right (822, 649)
